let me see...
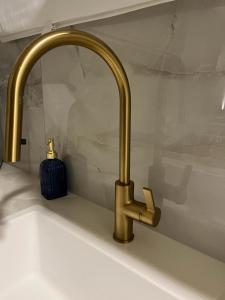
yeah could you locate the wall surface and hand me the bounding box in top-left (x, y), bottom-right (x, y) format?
top-left (1, 0), bottom-right (225, 262)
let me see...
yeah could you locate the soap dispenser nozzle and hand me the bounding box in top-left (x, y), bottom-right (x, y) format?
top-left (47, 138), bottom-right (58, 159)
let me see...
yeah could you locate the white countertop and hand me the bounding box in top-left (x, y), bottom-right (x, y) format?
top-left (1, 163), bottom-right (225, 300)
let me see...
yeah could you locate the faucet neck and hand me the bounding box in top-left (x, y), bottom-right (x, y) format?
top-left (4, 30), bottom-right (131, 184)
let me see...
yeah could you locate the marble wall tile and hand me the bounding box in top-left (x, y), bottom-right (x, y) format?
top-left (1, 0), bottom-right (225, 262)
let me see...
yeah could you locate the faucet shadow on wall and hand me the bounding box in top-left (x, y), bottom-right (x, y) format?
top-left (148, 59), bottom-right (192, 207)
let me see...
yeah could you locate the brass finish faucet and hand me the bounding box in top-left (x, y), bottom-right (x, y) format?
top-left (4, 30), bottom-right (161, 243)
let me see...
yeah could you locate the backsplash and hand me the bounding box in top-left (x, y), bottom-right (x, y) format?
top-left (1, 0), bottom-right (225, 262)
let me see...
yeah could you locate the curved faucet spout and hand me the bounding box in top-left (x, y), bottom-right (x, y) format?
top-left (4, 29), bottom-right (161, 243)
top-left (4, 30), bottom-right (131, 184)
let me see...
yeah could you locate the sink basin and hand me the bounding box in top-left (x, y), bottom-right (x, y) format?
top-left (0, 200), bottom-right (225, 300)
top-left (0, 205), bottom-right (176, 300)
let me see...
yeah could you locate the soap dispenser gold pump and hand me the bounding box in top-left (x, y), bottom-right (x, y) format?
top-left (47, 138), bottom-right (58, 159)
top-left (40, 138), bottom-right (67, 200)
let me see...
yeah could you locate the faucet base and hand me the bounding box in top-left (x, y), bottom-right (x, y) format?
top-left (114, 180), bottom-right (161, 243)
top-left (113, 232), bottom-right (134, 243)
top-left (114, 180), bottom-right (135, 243)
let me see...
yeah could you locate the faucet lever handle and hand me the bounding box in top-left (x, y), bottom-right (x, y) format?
top-left (143, 187), bottom-right (156, 214)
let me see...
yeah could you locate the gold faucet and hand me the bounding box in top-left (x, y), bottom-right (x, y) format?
top-left (4, 30), bottom-right (161, 243)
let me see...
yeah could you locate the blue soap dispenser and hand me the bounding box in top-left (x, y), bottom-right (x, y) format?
top-left (40, 138), bottom-right (67, 200)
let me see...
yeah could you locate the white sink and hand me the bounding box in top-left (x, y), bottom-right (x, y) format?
top-left (1, 165), bottom-right (225, 299)
top-left (0, 205), bottom-right (176, 300)
top-left (0, 199), bottom-right (225, 300)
